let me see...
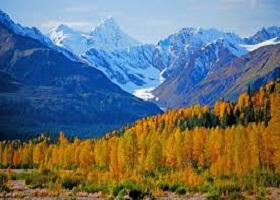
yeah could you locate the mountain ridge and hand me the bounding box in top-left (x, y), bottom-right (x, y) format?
top-left (0, 12), bottom-right (162, 140)
top-left (47, 17), bottom-right (280, 102)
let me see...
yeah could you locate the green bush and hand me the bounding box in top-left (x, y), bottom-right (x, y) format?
top-left (158, 182), bottom-right (169, 191)
top-left (170, 183), bottom-right (183, 192)
top-left (257, 172), bottom-right (280, 187)
top-left (25, 171), bottom-right (58, 189)
top-left (257, 187), bottom-right (266, 199)
top-left (206, 187), bottom-right (220, 200)
top-left (62, 177), bottom-right (81, 190)
top-left (116, 189), bottom-right (125, 200)
top-left (0, 173), bottom-right (9, 192)
top-left (228, 191), bottom-right (245, 200)
top-left (111, 181), bottom-right (150, 200)
top-left (26, 174), bottom-right (48, 188)
top-left (84, 184), bottom-right (99, 193)
top-left (111, 184), bottom-right (125, 197)
top-left (218, 185), bottom-right (241, 195)
top-left (0, 173), bottom-right (8, 186)
top-left (175, 186), bottom-right (186, 195)
top-left (121, 180), bottom-right (135, 191)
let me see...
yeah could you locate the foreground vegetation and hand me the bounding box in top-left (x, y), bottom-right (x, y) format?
top-left (0, 79), bottom-right (280, 199)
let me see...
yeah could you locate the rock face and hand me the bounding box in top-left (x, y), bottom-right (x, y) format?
top-left (155, 44), bottom-right (280, 108)
top-left (152, 27), bottom-right (280, 108)
top-left (0, 13), bottom-right (162, 140)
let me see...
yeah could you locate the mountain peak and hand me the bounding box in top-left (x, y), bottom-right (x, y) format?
top-left (0, 9), bottom-right (52, 46)
top-left (101, 16), bottom-right (117, 25)
top-left (55, 24), bottom-right (75, 33)
top-left (245, 26), bottom-right (280, 45)
top-left (89, 17), bottom-right (140, 50)
top-left (0, 9), bottom-right (18, 30)
top-left (0, 9), bottom-right (10, 21)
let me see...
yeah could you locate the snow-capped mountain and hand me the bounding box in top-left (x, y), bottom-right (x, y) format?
top-left (49, 24), bottom-right (89, 56)
top-left (0, 10), bottom-right (52, 46)
top-left (152, 26), bottom-right (280, 108)
top-left (48, 17), bottom-right (162, 94)
top-left (156, 27), bottom-right (248, 80)
top-left (0, 10), bottom-right (162, 138)
top-left (83, 44), bottom-right (162, 93)
top-left (47, 18), bottom-right (280, 105)
top-left (49, 17), bottom-right (140, 55)
top-left (0, 9), bottom-right (79, 61)
top-left (89, 17), bottom-right (140, 50)
top-left (245, 26), bottom-right (280, 45)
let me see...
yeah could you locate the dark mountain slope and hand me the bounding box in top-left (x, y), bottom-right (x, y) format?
top-left (0, 22), bottom-right (161, 140)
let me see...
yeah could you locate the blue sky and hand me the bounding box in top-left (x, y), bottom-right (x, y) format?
top-left (0, 0), bottom-right (279, 43)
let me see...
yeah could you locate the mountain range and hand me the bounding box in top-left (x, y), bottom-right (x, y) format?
top-left (0, 9), bottom-right (280, 139)
top-left (0, 10), bottom-right (161, 139)
top-left (49, 18), bottom-right (280, 108)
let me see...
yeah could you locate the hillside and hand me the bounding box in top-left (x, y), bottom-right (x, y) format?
top-left (0, 79), bottom-right (279, 199)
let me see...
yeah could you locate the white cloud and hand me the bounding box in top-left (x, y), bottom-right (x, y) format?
top-left (42, 20), bottom-right (92, 30)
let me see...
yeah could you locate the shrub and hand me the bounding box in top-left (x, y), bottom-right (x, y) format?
top-left (158, 182), bottom-right (169, 191)
top-left (206, 187), bottom-right (220, 200)
top-left (0, 173), bottom-right (9, 192)
top-left (129, 188), bottom-right (144, 200)
top-left (257, 187), bottom-right (266, 199)
top-left (175, 186), bottom-right (186, 195)
top-left (0, 173), bottom-right (8, 186)
top-left (84, 184), bottom-right (99, 193)
top-left (206, 176), bottom-right (214, 184)
top-left (206, 192), bottom-right (220, 200)
top-left (111, 184), bottom-right (125, 197)
top-left (218, 185), bottom-right (241, 195)
top-left (62, 177), bottom-right (81, 190)
top-left (116, 189), bottom-right (125, 200)
top-left (121, 180), bottom-right (135, 191)
top-left (228, 191), bottom-right (245, 200)
top-left (25, 171), bottom-right (58, 189)
top-left (257, 172), bottom-right (280, 187)
top-left (170, 183), bottom-right (183, 192)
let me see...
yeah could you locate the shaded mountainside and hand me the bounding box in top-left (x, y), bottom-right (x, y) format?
top-left (0, 22), bottom-right (162, 140)
top-left (153, 44), bottom-right (280, 108)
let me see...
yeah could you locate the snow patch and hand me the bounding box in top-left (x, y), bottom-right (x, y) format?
top-left (240, 38), bottom-right (280, 52)
top-left (159, 68), bottom-right (167, 83)
top-left (133, 87), bottom-right (155, 101)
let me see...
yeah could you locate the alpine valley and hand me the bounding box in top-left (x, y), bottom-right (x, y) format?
top-left (1, 3), bottom-right (280, 199)
top-left (0, 9), bottom-right (280, 139)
